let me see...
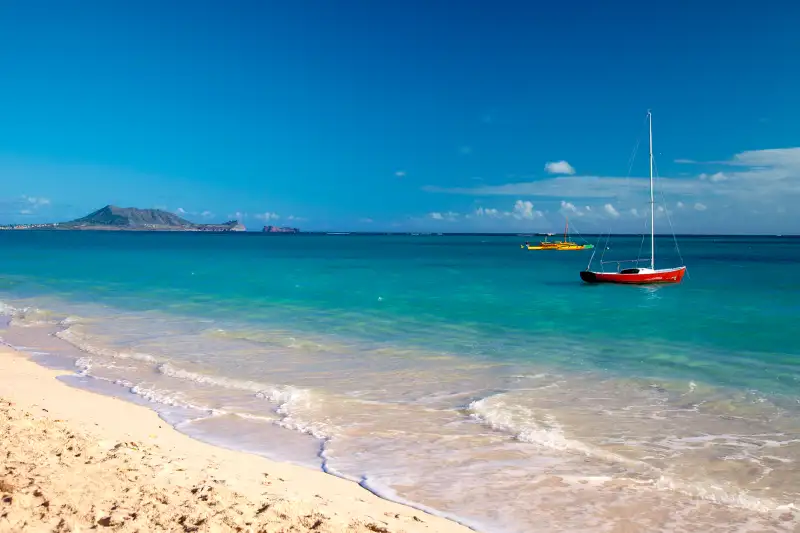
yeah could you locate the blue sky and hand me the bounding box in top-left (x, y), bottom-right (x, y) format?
top-left (1, 1), bottom-right (799, 233)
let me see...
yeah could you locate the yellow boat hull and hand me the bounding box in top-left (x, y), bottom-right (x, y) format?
top-left (521, 244), bottom-right (593, 251)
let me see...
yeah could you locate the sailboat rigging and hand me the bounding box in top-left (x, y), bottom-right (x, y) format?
top-left (580, 111), bottom-right (686, 284)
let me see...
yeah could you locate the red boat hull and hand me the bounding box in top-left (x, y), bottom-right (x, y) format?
top-left (580, 266), bottom-right (686, 285)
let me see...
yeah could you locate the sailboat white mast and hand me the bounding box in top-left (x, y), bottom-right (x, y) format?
top-left (579, 109), bottom-right (686, 284)
top-left (648, 110), bottom-right (655, 270)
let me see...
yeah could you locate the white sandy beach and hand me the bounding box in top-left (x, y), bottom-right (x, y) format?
top-left (0, 347), bottom-right (472, 533)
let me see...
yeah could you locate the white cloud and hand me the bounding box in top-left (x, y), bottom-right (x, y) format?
top-left (22, 195), bottom-right (51, 207)
top-left (395, 170), bottom-right (406, 178)
top-left (176, 207), bottom-right (187, 214)
top-left (429, 146), bottom-right (800, 196)
top-left (694, 203), bottom-right (707, 211)
top-left (470, 202), bottom-right (545, 221)
top-left (422, 146), bottom-right (800, 232)
top-left (227, 212), bottom-right (247, 220)
top-left (544, 160), bottom-right (576, 175)
top-left (699, 172), bottom-right (727, 182)
top-left (459, 146), bottom-right (473, 155)
top-left (474, 207), bottom-right (501, 218)
top-left (423, 175), bottom-right (697, 199)
top-left (729, 147), bottom-right (800, 168)
top-left (423, 146), bottom-right (800, 205)
top-left (674, 159), bottom-right (696, 164)
top-left (19, 209), bottom-right (33, 215)
top-left (630, 208), bottom-right (640, 217)
top-left (200, 210), bottom-right (214, 218)
top-left (712, 147), bottom-right (800, 197)
top-left (429, 211), bottom-right (459, 221)
top-left (255, 212), bottom-right (280, 221)
top-left (604, 204), bottom-right (620, 218)
top-left (359, 218), bottom-right (374, 223)
top-left (559, 200), bottom-right (589, 217)
top-left (560, 201), bottom-right (578, 213)
top-left (511, 200), bottom-right (542, 220)
top-left (559, 200), bottom-right (592, 218)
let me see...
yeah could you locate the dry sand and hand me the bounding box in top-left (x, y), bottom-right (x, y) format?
top-left (0, 347), bottom-right (472, 533)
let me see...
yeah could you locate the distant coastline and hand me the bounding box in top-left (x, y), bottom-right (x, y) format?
top-left (0, 205), bottom-right (249, 232)
top-left (1, 226), bottom-right (796, 238)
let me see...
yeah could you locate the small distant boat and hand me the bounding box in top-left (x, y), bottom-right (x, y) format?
top-left (521, 218), bottom-right (593, 250)
top-left (580, 111), bottom-right (686, 285)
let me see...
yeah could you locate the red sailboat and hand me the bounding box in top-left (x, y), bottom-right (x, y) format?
top-left (580, 111), bottom-right (686, 285)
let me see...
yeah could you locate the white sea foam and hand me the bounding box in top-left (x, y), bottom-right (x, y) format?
top-left (469, 393), bottom-right (800, 515)
top-left (155, 362), bottom-right (326, 437)
top-left (0, 302), bottom-right (55, 327)
top-left (58, 315), bottom-right (83, 326)
top-left (157, 363), bottom-right (309, 407)
top-left (56, 326), bottom-right (158, 363)
top-left (129, 383), bottom-right (218, 414)
top-left (0, 301), bottom-right (18, 316)
top-left (232, 412), bottom-right (279, 424)
top-left (157, 362), bottom-right (267, 391)
top-left (654, 474), bottom-right (800, 513)
top-left (468, 394), bottom-right (650, 469)
top-left (74, 356), bottom-right (93, 374)
top-left (509, 373), bottom-right (549, 380)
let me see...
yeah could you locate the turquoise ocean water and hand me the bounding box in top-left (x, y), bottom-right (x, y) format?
top-left (1, 231), bottom-right (799, 532)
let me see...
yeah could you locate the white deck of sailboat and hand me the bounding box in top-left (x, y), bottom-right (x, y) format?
top-left (614, 266), bottom-right (684, 274)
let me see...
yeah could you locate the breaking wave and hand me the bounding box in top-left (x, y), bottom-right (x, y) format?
top-left (56, 325), bottom-right (158, 363)
top-left (468, 392), bottom-right (798, 514)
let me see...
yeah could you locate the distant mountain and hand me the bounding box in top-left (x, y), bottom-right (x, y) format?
top-left (62, 205), bottom-right (245, 231)
top-left (67, 205), bottom-right (193, 228)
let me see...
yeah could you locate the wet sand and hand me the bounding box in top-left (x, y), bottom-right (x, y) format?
top-left (0, 347), bottom-right (471, 533)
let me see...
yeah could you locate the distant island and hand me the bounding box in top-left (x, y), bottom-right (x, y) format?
top-left (0, 205), bottom-right (248, 232)
top-left (262, 225), bottom-right (300, 233)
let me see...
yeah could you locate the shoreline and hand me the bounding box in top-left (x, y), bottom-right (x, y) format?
top-left (0, 346), bottom-right (474, 532)
top-left (2, 268), bottom-right (798, 532)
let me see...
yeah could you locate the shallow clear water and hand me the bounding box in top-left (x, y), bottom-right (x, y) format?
top-left (1, 231), bottom-right (799, 532)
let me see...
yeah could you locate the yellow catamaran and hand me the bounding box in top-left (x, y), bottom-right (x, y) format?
top-left (521, 218), bottom-right (594, 250)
